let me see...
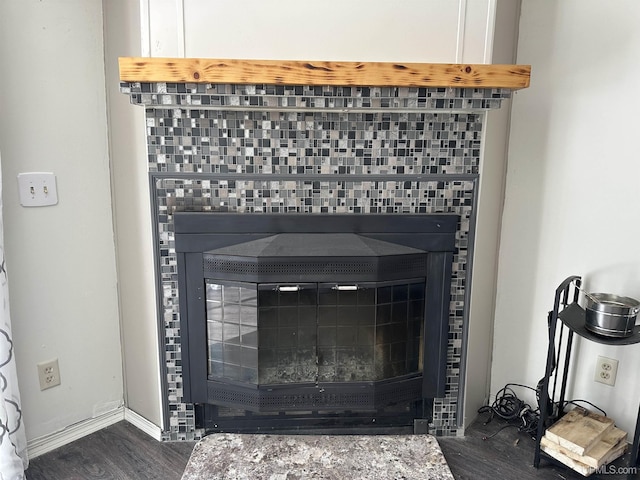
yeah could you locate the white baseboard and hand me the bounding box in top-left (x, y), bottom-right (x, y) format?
top-left (28, 407), bottom-right (125, 459)
top-left (124, 407), bottom-right (163, 441)
top-left (27, 407), bottom-right (164, 459)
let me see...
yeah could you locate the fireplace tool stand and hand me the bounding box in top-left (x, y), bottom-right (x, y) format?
top-left (533, 275), bottom-right (640, 474)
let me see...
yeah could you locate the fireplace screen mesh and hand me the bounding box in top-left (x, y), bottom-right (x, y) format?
top-left (206, 279), bottom-right (425, 386)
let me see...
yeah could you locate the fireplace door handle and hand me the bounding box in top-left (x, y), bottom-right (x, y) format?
top-left (332, 285), bottom-right (359, 291)
top-left (276, 285), bottom-right (301, 292)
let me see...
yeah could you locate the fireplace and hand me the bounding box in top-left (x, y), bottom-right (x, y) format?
top-left (176, 213), bottom-right (457, 432)
top-left (118, 57), bottom-right (527, 437)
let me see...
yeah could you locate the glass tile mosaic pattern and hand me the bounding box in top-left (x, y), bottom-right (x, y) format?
top-left (122, 82), bottom-right (509, 110)
top-left (144, 109), bottom-right (484, 175)
top-left (119, 81), bottom-right (507, 440)
top-left (156, 177), bottom-right (475, 214)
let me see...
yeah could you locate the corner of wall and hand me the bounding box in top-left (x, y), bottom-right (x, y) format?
top-left (462, 0), bottom-right (522, 430)
top-left (102, 0), bottom-right (163, 430)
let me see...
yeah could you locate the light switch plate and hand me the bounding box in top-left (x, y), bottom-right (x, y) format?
top-left (17, 172), bottom-right (58, 207)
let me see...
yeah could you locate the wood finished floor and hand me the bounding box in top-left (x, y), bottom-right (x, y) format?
top-left (25, 422), bottom-right (195, 480)
top-left (438, 417), bottom-right (638, 480)
top-left (26, 419), bottom-right (638, 479)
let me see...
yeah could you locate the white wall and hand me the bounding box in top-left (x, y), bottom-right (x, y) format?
top-left (145, 0), bottom-right (495, 63)
top-left (463, 0), bottom-right (521, 427)
top-left (492, 0), bottom-right (640, 436)
top-left (103, 0), bottom-right (163, 430)
top-left (0, 0), bottom-right (123, 441)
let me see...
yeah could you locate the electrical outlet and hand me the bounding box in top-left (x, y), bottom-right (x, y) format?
top-left (594, 355), bottom-right (618, 386)
top-left (37, 359), bottom-right (61, 391)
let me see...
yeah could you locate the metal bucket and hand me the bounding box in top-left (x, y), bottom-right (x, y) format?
top-left (584, 293), bottom-right (640, 338)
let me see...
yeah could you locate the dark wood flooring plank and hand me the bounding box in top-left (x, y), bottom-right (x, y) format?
top-left (26, 421), bottom-right (195, 480)
top-left (25, 417), bottom-right (637, 480)
top-left (439, 417), bottom-right (637, 480)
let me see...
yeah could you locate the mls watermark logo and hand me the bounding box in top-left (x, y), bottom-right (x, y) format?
top-left (589, 464), bottom-right (638, 476)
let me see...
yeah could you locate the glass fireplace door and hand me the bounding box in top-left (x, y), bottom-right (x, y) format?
top-left (256, 283), bottom-right (318, 385)
top-left (317, 281), bottom-right (424, 382)
top-left (206, 281), bottom-right (259, 384)
top-left (206, 279), bottom-right (425, 388)
top-left (316, 283), bottom-right (376, 382)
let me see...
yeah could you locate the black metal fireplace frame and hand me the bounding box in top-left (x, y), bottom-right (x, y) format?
top-left (175, 213), bottom-right (458, 433)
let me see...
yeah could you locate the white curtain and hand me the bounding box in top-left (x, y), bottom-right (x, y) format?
top-left (0, 154), bottom-right (28, 479)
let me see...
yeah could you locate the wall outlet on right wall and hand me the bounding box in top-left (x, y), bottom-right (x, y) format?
top-left (594, 355), bottom-right (618, 387)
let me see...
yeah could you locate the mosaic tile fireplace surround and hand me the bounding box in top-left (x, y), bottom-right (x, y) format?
top-left (121, 81), bottom-right (511, 440)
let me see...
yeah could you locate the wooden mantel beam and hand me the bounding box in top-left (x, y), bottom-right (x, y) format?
top-left (119, 57), bottom-right (530, 90)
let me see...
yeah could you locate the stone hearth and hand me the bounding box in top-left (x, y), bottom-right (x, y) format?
top-left (181, 433), bottom-right (454, 480)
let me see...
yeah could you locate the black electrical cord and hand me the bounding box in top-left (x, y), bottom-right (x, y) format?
top-left (478, 383), bottom-right (541, 439)
top-left (480, 306), bottom-right (610, 441)
top-left (478, 384), bottom-right (608, 441)
top-left (561, 399), bottom-right (607, 418)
